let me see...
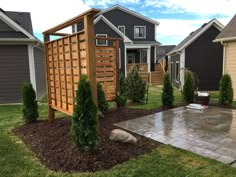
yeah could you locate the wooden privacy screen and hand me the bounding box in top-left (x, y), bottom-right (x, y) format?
top-left (43, 9), bottom-right (121, 121)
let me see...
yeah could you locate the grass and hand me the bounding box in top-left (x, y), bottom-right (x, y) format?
top-left (1, 89), bottom-right (236, 177)
top-left (128, 86), bottom-right (182, 109)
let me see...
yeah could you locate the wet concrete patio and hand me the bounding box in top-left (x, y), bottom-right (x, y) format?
top-left (115, 106), bottom-right (236, 167)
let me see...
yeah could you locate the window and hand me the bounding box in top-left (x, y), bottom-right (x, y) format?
top-left (134, 26), bottom-right (146, 38)
top-left (118, 26), bottom-right (125, 34)
top-left (96, 34), bottom-right (107, 46)
top-left (175, 61), bottom-right (179, 82)
top-left (127, 53), bottom-right (135, 64)
top-left (140, 50), bottom-right (147, 63)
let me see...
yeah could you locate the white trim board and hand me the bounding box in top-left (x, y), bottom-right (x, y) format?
top-left (0, 11), bottom-right (36, 40)
top-left (94, 15), bottom-right (132, 43)
top-left (28, 45), bottom-right (37, 95)
top-left (96, 5), bottom-right (159, 25)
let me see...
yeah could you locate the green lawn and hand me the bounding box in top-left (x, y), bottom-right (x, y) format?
top-left (1, 91), bottom-right (236, 177)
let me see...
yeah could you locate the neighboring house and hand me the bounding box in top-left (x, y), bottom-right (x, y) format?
top-left (214, 14), bottom-right (236, 100)
top-left (0, 8), bottom-right (45, 104)
top-left (73, 5), bottom-right (163, 83)
top-left (168, 19), bottom-right (224, 91)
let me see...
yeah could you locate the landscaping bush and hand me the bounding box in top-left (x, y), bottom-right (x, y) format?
top-left (117, 72), bottom-right (127, 106)
top-left (71, 75), bottom-right (99, 151)
top-left (219, 74), bottom-right (233, 105)
top-left (22, 82), bottom-right (39, 123)
top-left (183, 70), bottom-right (194, 103)
top-left (126, 65), bottom-right (146, 102)
top-left (97, 83), bottom-right (109, 113)
top-left (161, 73), bottom-right (174, 107)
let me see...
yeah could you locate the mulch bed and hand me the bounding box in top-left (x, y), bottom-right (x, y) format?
top-left (13, 107), bottom-right (171, 173)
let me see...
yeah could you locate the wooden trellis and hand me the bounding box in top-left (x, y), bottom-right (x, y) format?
top-left (43, 9), bottom-right (120, 121)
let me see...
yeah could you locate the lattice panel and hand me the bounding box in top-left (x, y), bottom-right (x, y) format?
top-left (95, 46), bottom-right (117, 101)
top-left (46, 32), bottom-right (87, 114)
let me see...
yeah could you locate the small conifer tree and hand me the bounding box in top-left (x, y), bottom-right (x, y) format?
top-left (219, 74), bottom-right (233, 105)
top-left (71, 75), bottom-right (99, 151)
top-left (161, 73), bottom-right (174, 107)
top-left (126, 65), bottom-right (146, 102)
top-left (22, 82), bottom-right (39, 123)
top-left (183, 70), bottom-right (194, 103)
top-left (97, 83), bottom-right (109, 113)
top-left (117, 72), bottom-right (127, 106)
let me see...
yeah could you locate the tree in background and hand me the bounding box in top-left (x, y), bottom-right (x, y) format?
top-left (22, 82), bottom-right (39, 123)
top-left (161, 73), bottom-right (174, 107)
top-left (117, 72), bottom-right (127, 106)
top-left (219, 74), bottom-right (233, 105)
top-left (183, 70), bottom-right (194, 103)
top-left (126, 65), bottom-right (146, 102)
top-left (97, 83), bottom-right (109, 113)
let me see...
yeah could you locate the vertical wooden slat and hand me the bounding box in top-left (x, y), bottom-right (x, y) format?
top-left (84, 14), bottom-right (97, 106)
top-left (44, 34), bottom-right (55, 122)
top-left (56, 40), bottom-right (62, 108)
top-left (51, 42), bottom-right (57, 106)
top-left (76, 34), bottom-right (82, 77)
top-left (68, 36), bottom-right (74, 111)
top-left (114, 40), bottom-right (120, 96)
top-left (63, 38), bottom-right (68, 110)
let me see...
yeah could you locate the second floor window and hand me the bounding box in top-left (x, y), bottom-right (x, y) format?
top-left (134, 26), bottom-right (146, 38)
top-left (118, 26), bottom-right (125, 34)
top-left (96, 34), bottom-right (107, 46)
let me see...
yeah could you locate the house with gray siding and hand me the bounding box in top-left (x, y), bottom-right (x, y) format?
top-left (168, 19), bottom-right (224, 91)
top-left (0, 8), bottom-right (45, 104)
top-left (73, 5), bottom-right (161, 80)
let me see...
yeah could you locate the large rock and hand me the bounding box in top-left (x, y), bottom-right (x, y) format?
top-left (109, 129), bottom-right (137, 144)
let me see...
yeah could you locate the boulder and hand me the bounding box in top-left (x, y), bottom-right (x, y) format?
top-left (109, 129), bottom-right (137, 144)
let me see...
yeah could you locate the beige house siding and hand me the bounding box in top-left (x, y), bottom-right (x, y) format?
top-left (224, 41), bottom-right (236, 100)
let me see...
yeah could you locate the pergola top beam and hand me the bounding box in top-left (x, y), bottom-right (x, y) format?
top-left (43, 8), bottom-right (100, 35)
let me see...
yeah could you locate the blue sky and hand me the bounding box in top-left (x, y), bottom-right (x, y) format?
top-left (1, 0), bottom-right (235, 45)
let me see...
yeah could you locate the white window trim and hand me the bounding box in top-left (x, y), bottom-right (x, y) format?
top-left (134, 26), bottom-right (146, 39)
top-left (96, 34), bottom-right (108, 46)
top-left (175, 61), bottom-right (180, 83)
top-left (118, 25), bottom-right (125, 34)
top-left (127, 53), bottom-right (135, 64)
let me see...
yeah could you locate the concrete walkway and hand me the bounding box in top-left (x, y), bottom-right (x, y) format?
top-left (115, 106), bottom-right (236, 167)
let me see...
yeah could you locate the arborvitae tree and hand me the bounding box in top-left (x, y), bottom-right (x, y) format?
top-left (117, 72), bottom-right (127, 106)
top-left (126, 65), bottom-right (146, 102)
top-left (97, 83), bottom-right (109, 113)
top-left (71, 75), bottom-right (99, 151)
top-left (161, 73), bottom-right (174, 107)
top-left (219, 74), bottom-right (233, 105)
top-left (183, 70), bottom-right (194, 103)
top-left (22, 82), bottom-right (39, 123)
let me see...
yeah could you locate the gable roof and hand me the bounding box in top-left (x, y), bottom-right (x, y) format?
top-left (169, 19), bottom-right (224, 55)
top-left (96, 5), bottom-right (159, 25)
top-left (0, 9), bottom-right (36, 40)
top-left (214, 14), bottom-right (236, 42)
top-left (94, 15), bottom-right (132, 43)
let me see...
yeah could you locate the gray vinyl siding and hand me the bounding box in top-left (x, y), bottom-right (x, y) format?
top-left (0, 19), bottom-right (27, 38)
top-left (170, 54), bottom-right (180, 89)
top-left (95, 20), bottom-right (125, 73)
top-left (34, 47), bottom-right (45, 98)
top-left (185, 26), bottom-right (223, 91)
top-left (102, 9), bottom-right (155, 41)
top-left (0, 45), bottom-right (30, 103)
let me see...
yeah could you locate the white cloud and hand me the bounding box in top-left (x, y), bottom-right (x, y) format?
top-left (0, 0), bottom-right (90, 33)
top-left (156, 17), bottom-right (232, 45)
top-left (145, 0), bottom-right (236, 17)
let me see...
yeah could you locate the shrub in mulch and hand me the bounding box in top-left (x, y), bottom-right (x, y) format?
top-left (97, 83), bottom-right (109, 113)
top-left (183, 70), bottom-right (194, 103)
top-left (71, 75), bottom-right (99, 152)
top-left (117, 72), bottom-right (127, 107)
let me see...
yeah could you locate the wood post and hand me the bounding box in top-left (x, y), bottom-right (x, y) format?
top-left (84, 14), bottom-right (98, 106)
top-left (43, 34), bottom-right (55, 122)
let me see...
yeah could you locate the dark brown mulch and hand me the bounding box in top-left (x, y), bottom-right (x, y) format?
top-left (13, 107), bottom-right (169, 173)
